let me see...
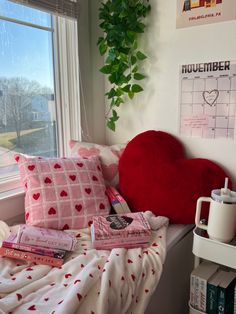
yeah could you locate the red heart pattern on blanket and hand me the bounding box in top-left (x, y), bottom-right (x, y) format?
top-left (119, 130), bottom-right (231, 224)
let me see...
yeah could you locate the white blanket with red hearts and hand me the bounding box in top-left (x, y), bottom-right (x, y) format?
top-left (0, 213), bottom-right (168, 314)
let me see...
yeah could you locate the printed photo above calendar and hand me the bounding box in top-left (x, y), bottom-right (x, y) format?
top-left (176, 0), bottom-right (236, 28)
top-left (179, 60), bottom-right (236, 139)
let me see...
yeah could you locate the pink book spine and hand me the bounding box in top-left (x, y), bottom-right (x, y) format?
top-left (17, 225), bottom-right (77, 251)
top-left (0, 247), bottom-right (63, 267)
top-left (109, 187), bottom-right (126, 203)
top-left (105, 187), bottom-right (118, 203)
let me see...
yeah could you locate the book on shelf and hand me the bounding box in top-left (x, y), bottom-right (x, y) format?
top-left (217, 271), bottom-right (236, 314)
top-left (2, 233), bottom-right (66, 259)
top-left (190, 261), bottom-right (220, 312)
top-left (106, 186), bottom-right (131, 214)
top-left (206, 270), bottom-right (226, 314)
top-left (91, 212), bottom-right (151, 250)
top-left (0, 246), bottom-right (63, 267)
top-left (16, 224), bottom-right (77, 251)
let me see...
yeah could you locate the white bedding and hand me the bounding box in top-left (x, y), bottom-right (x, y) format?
top-left (0, 213), bottom-right (168, 314)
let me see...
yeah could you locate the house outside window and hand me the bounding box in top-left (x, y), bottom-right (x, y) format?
top-left (0, 0), bottom-right (80, 193)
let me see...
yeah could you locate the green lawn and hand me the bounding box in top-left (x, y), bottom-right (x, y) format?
top-left (0, 128), bottom-right (43, 150)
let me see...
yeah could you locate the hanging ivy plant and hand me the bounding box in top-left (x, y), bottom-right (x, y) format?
top-left (97, 0), bottom-right (151, 131)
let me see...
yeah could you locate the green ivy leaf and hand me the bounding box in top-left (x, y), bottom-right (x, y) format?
top-left (106, 88), bottom-right (116, 99)
top-left (132, 65), bottom-right (138, 73)
top-left (136, 51), bottom-right (147, 60)
top-left (131, 56), bottom-right (137, 65)
top-left (112, 109), bottom-right (119, 120)
top-left (128, 91), bottom-right (134, 99)
top-left (111, 64), bottom-right (120, 73)
top-left (100, 65), bottom-right (111, 74)
top-left (97, 36), bottom-right (104, 45)
top-left (133, 73), bottom-right (145, 80)
top-left (115, 97), bottom-right (124, 106)
top-left (122, 84), bottom-right (131, 92)
top-left (107, 119), bottom-right (116, 131)
top-left (131, 84), bottom-right (143, 93)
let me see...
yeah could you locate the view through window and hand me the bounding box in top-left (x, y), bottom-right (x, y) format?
top-left (0, 0), bottom-right (58, 186)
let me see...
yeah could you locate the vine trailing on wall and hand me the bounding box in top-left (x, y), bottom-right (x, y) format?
top-left (97, 0), bottom-right (151, 131)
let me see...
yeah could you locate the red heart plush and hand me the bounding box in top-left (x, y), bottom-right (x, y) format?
top-left (119, 130), bottom-right (231, 224)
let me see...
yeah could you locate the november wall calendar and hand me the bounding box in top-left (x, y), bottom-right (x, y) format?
top-left (179, 60), bottom-right (236, 139)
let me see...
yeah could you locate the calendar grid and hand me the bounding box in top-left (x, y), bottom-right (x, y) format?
top-left (179, 61), bottom-right (236, 139)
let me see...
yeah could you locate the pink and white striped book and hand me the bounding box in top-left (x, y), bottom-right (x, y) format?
top-left (91, 212), bottom-right (151, 250)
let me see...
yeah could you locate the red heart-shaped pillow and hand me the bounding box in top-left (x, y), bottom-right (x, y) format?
top-left (119, 130), bottom-right (231, 224)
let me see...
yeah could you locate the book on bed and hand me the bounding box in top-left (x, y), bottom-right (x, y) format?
top-left (16, 224), bottom-right (77, 251)
top-left (0, 246), bottom-right (64, 267)
top-left (2, 233), bottom-right (66, 258)
top-left (91, 212), bottom-right (151, 250)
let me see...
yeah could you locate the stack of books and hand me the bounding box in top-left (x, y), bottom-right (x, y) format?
top-left (106, 186), bottom-right (131, 214)
top-left (0, 224), bottom-right (77, 267)
top-left (91, 212), bottom-right (151, 250)
top-left (190, 260), bottom-right (236, 313)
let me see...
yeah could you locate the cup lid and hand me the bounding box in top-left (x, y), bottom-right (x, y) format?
top-left (211, 189), bottom-right (236, 203)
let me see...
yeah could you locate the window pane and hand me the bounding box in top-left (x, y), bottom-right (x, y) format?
top-left (0, 0), bottom-right (51, 28)
top-left (0, 17), bottom-right (57, 183)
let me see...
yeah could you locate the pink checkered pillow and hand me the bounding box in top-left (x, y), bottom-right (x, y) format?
top-left (15, 154), bottom-right (110, 230)
top-left (69, 140), bottom-right (126, 187)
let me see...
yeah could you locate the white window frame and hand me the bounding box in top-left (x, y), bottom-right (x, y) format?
top-left (0, 11), bottom-right (81, 196)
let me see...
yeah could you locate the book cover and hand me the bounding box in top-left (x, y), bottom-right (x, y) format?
top-left (190, 261), bottom-right (220, 311)
top-left (218, 271), bottom-right (236, 314)
top-left (206, 270), bottom-right (226, 314)
top-left (91, 212), bottom-right (151, 250)
top-left (16, 224), bottom-right (77, 251)
top-left (106, 186), bottom-right (131, 214)
top-left (0, 246), bottom-right (63, 267)
top-left (3, 233), bottom-right (66, 258)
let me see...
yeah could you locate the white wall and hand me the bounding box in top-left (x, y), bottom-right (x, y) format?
top-left (78, 0), bottom-right (106, 144)
top-left (98, 1), bottom-right (236, 186)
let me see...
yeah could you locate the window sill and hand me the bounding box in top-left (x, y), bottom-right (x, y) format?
top-left (0, 187), bottom-right (24, 201)
top-left (0, 188), bottom-right (25, 223)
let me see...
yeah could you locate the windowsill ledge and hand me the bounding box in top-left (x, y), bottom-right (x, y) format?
top-left (0, 187), bottom-right (25, 201)
top-left (0, 188), bottom-right (25, 223)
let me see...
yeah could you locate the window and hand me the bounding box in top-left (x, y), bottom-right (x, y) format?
top-left (0, 0), bottom-right (80, 193)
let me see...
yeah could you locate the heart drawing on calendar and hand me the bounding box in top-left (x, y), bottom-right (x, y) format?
top-left (203, 89), bottom-right (219, 106)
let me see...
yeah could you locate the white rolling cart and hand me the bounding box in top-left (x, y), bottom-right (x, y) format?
top-left (189, 227), bottom-right (236, 314)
